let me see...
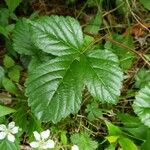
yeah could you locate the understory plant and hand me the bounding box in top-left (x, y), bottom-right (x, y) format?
top-left (0, 0), bottom-right (150, 149)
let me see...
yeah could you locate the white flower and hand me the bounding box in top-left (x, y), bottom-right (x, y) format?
top-left (30, 129), bottom-right (55, 149)
top-left (71, 145), bottom-right (79, 150)
top-left (0, 122), bottom-right (19, 142)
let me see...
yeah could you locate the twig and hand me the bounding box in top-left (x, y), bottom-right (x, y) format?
top-left (125, 0), bottom-right (150, 33)
top-left (84, 32), bottom-right (150, 67)
top-left (105, 37), bottom-right (150, 67)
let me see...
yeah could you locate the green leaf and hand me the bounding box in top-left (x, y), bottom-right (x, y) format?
top-left (13, 18), bottom-right (37, 55)
top-left (0, 8), bottom-right (9, 26)
top-left (139, 0), bottom-right (150, 10)
top-left (117, 113), bottom-right (142, 127)
top-left (135, 68), bottom-right (150, 89)
top-left (0, 139), bottom-right (19, 150)
top-left (71, 132), bottom-right (98, 150)
top-left (84, 49), bottom-right (123, 104)
top-left (118, 137), bottom-right (138, 150)
top-left (13, 105), bottom-right (28, 132)
top-left (87, 0), bottom-right (103, 7)
top-left (2, 77), bottom-right (18, 95)
top-left (105, 34), bottom-right (135, 70)
top-left (141, 140), bottom-right (150, 150)
top-left (25, 16), bottom-right (123, 123)
top-left (30, 15), bottom-right (83, 56)
top-left (0, 66), bottom-right (5, 88)
top-left (28, 51), bottom-right (54, 72)
top-left (118, 113), bottom-right (150, 141)
top-left (116, 0), bottom-right (128, 15)
top-left (60, 131), bottom-right (68, 145)
top-left (4, 0), bottom-right (22, 12)
top-left (26, 55), bottom-right (85, 123)
top-left (105, 136), bottom-right (119, 143)
top-left (123, 126), bottom-right (150, 141)
top-left (0, 25), bottom-right (9, 38)
top-left (133, 84), bottom-right (150, 127)
top-left (0, 104), bottom-right (15, 117)
top-left (13, 105), bottom-right (42, 138)
top-left (3, 55), bottom-right (15, 68)
top-left (8, 65), bottom-right (22, 82)
top-left (86, 101), bottom-right (102, 121)
top-left (105, 121), bottom-right (122, 136)
top-left (6, 24), bottom-right (15, 33)
top-left (27, 114), bottom-right (42, 139)
top-left (84, 11), bottom-right (102, 34)
top-left (105, 144), bottom-right (116, 150)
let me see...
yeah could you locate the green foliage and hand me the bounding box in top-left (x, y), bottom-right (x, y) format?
top-left (0, 139), bottom-right (19, 150)
top-left (60, 131), bottom-right (67, 145)
top-left (139, 0), bottom-right (150, 10)
top-left (118, 137), bottom-right (138, 150)
top-left (141, 140), bottom-right (150, 150)
top-left (84, 11), bottom-right (102, 34)
top-left (30, 16), bottom-right (83, 56)
top-left (0, 66), bottom-right (5, 88)
top-left (86, 101), bottom-right (102, 121)
top-left (84, 49), bottom-right (122, 104)
top-left (105, 121), bottom-right (122, 136)
top-left (133, 84), bottom-right (150, 127)
top-left (118, 113), bottom-right (150, 141)
top-left (0, 8), bottom-right (9, 26)
top-left (3, 55), bottom-right (15, 69)
top-left (0, 25), bottom-right (9, 38)
top-left (87, 0), bottom-right (103, 7)
top-left (2, 77), bottom-right (18, 95)
top-left (115, 0), bottom-right (127, 15)
top-left (0, 1), bottom-right (149, 149)
top-left (105, 34), bottom-right (135, 70)
top-left (135, 68), bottom-right (150, 88)
top-left (8, 65), bottom-right (22, 82)
top-left (71, 132), bottom-right (98, 150)
top-left (105, 121), bottom-right (138, 150)
top-left (0, 105), bottom-right (15, 117)
top-left (13, 18), bottom-right (37, 55)
top-left (13, 105), bottom-right (42, 139)
top-left (17, 16), bottom-right (123, 123)
top-left (4, 0), bottom-right (22, 12)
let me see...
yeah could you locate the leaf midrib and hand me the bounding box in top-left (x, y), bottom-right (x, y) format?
top-left (84, 55), bottom-right (116, 101)
top-left (33, 23), bottom-right (81, 54)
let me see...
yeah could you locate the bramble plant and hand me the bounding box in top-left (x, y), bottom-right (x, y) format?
top-left (13, 15), bottom-right (123, 123)
top-left (0, 0), bottom-right (150, 150)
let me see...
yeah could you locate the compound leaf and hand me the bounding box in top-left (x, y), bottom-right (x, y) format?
top-left (25, 16), bottom-right (123, 123)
